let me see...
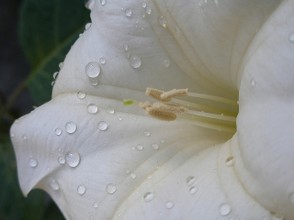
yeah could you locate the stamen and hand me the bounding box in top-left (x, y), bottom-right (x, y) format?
top-left (185, 110), bottom-right (236, 123)
top-left (187, 91), bottom-right (237, 106)
top-left (160, 88), bottom-right (188, 101)
top-left (145, 88), bottom-right (165, 101)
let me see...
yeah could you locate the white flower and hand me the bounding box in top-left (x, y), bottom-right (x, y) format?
top-left (10, 0), bottom-right (294, 219)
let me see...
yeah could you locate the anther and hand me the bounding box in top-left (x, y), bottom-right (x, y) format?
top-left (160, 88), bottom-right (188, 101)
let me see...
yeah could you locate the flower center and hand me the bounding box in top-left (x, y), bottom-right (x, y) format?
top-left (139, 88), bottom-right (238, 133)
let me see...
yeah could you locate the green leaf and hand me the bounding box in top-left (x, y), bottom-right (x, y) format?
top-left (20, 0), bottom-right (90, 105)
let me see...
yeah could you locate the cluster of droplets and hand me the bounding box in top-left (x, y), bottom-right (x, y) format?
top-left (186, 176), bottom-right (198, 195)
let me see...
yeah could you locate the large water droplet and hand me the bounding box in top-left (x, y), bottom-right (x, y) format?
top-left (186, 176), bottom-right (196, 186)
top-left (125, 8), bottom-right (133, 17)
top-left (158, 16), bottom-right (167, 28)
top-left (29, 158), bottom-right (38, 168)
top-left (100, 0), bottom-right (106, 6)
top-left (77, 91), bottom-right (86, 99)
top-left (106, 183), bottom-right (117, 194)
top-left (65, 152), bottom-right (81, 168)
top-left (143, 192), bottom-right (154, 202)
top-left (165, 201), bottom-right (174, 209)
top-left (98, 121), bottom-right (109, 131)
top-left (65, 122), bottom-right (77, 134)
top-left (85, 23), bottom-right (91, 30)
top-left (87, 104), bottom-right (98, 114)
top-left (219, 203), bottom-right (232, 216)
top-left (50, 179), bottom-right (60, 191)
top-left (77, 185), bottom-right (87, 195)
top-left (55, 128), bottom-right (62, 136)
top-left (225, 156), bottom-right (235, 167)
top-left (288, 32), bottom-right (294, 43)
top-left (86, 62), bottom-right (101, 79)
top-left (129, 55), bottom-right (142, 69)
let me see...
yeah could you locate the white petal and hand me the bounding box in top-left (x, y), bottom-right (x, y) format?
top-left (237, 0), bottom-right (294, 218)
top-left (11, 94), bottom-right (231, 219)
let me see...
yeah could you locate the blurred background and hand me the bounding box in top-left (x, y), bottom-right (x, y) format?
top-left (0, 0), bottom-right (89, 219)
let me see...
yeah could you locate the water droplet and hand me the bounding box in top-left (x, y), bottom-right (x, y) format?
top-left (143, 192), bottom-right (154, 202)
top-left (189, 186), bottom-right (198, 195)
top-left (99, 57), bottom-right (106, 65)
top-left (142, 2), bottom-right (147, 8)
top-left (85, 23), bottom-right (91, 30)
top-left (125, 8), bottom-right (133, 17)
top-left (288, 32), bottom-right (294, 43)
top-left (65, 152), bottom-right (81, 168)
top-left (162, 59), bottom-right (170, 68)
top-left (106, 183), bottom-right (117, 194)
top-left (165, 201), bottom-right (174, 209)
top-left (23, 135), bottom-right (27, 140)
top-left (151, 143), bottom-right (159, 150)
top-left (77, 91), bottom-right (86, 99)
top-left (57, 156), bottom-right (66, 165)
top-left (53, 71), bottom-right (59, 79)
top-left (250, 78), bottom-right (256, 87)
top-left (130, 172), bottom-right (137, 179)
top-left (86, 62), bottom-right (101, 79)
top-left (100, 0), bottom-right (106, 6)
top-left (89, 215), bottom-right (94, 220)
top-left (93, 202), bottom-right (99, 208)
top-left (129, 55), bottom-right (142, 69)
top-left (144, 131), bottom-right (151, 137)
top-left (289, 192), bottom-right (294, 204)
top-left (117, 115), bottom-right (123, 121)
top-left (59, 62), bottom-right (64, 69)
top-left (55, 128), bottom-right (62, 136)
top-left (107, 109), bottom-right (115, 114)
top-left (77, 184), bottom-right (87, 195)
top-left (50, 179), bottom-right (60, 191)
top-left (98, 121), bottom-right (108, 131)
top-left (65, 122), bottom-right (77, 134)
top-left (158, 16), bottom-right (167, 28)
top-left (136, 144), bottom-right (144, 151)
top-left (87, 104), bottom-right (98, 114)
top-left (225, 156), bottom-right (235, 167)
top-left (85, 0), bottom-right (95, 10)
top-left (219, 203), bottom-right (232, 216)
top-left (186, 176), bottom-right (196, 186)
top-left (145, 6), bottom-right (152, 15)
top-left (29, 158), bottom-right (38, 168)
top-left (123, 44), bottom-right (129, 52)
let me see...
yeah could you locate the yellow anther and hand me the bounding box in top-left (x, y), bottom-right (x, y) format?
top-left (160, 88), bottom-right (188, 101)
top-left (145, 106), bottom-right (177, 121)
top-left (145, 88), bottom-right (165, 101)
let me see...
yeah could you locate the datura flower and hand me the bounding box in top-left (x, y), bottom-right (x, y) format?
top-left (10, 0), bottom-right (294, 219)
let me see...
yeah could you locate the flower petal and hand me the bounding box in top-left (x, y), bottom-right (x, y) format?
top-left (237, 0), bottom-right (294, 218)
top-left (11, 94), bottom-right (231, 219)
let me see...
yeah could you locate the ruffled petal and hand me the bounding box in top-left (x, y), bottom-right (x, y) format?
top-left (237, 0), bottom-right (294, 218)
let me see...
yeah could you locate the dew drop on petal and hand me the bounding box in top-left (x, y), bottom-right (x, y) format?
top-left (225, 156), bottom-right (235, 167)
top-left (86, 62), bottom-right (101, 79)
top-left (129, 55), bottom-right (142, 69)
top-left (125, 8), bottom-right (133, 17)
top-left (99, 57), bottom-right (106, 65)
top-left (186, 176), bottom-right (196, 186)
top-left (123, 44), bottom-right (129, 52)
top-left (59, 62), bottom-right (64, 69)
top-left (57, 156), bottom-right (66, 165)
top-left (143, 192), bottom-right (154, 202)
top-left (158, 16), bottom-right (167, 28)
top-left (77, 185), bottom-right (87, 195)
top-left (189, 186), bottom-right (198, 195)
top-left (65, 152), bottom-right (81, 168)
top-left (142, 2), bottom-right (147, 8)
top-left (98, 121), bottom-right (108, 131)
top-left (219, 203), bottom-right (232, 216)
top-left (250, 78), bottom-right (256, 87)
top-left (144, 131), bottom-right (151, 137)
top-left (29, 158), bottom-right (38, 168)
top-left (107, 109), bottom-right (115, 114)
top-left (145, 6), bottom-right (152, 15)
top-left (85, 23), bottom-right (91, 30)
top-left (136, 144), bottom-right (144, 151)
top-left (87, 104), bottom-right (98, 114)
top-left (151, 143), bottom-right (159, 150)
top-left (288, 32), bottom-right (294, 43)
top-left (53, 71), bottom-right (59, 79)
top-left (162, 59), bottom-right (170, 68)
top-left (65, 122), bottom-right (77, 134)
top-left (165, 201), bottom-right (174, 209)
top-left (55, 128), bottom-right (62, 136)
top-left (85, 0), bottom-right (95, 10)
top-left (77, 91), bottom-right (86, 99)
top-left (130, 172), bottom-right (137, 179)
top-left (106, 183), bottom-right (117, 194)
top-left (93, 202), bottom-right (99, 208)
top-left (50, 179), bottom-right (60, 191)
top-left (100, 0), bottom-right (106, 6)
